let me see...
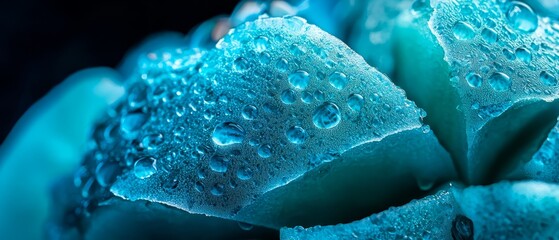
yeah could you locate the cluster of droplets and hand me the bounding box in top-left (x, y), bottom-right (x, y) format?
top-left (429, 0), bottom-right (559, 126)
top-left (282, 190), bottom-right (465, 239)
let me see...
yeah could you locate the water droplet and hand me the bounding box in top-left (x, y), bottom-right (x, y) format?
top-left (134, 157), bottom-right (157, 179)
top-left (328, 71), bottom-right (348, 90)
top-left (313, 102), bottom-right (341, 129)
top-left (301, 91), bottom-right (313, 103)
top-left (211, 183), bottom-right (224, 196)
top-left (410, 0), bottom-right (431, 15)
top-left (503, 48), bottom-right (516, 60)
top-left (451, 215), bottom-right (474, 240)
top-left (120, 113), bottom-right (148, 136)
top-left (257, 144), bottom-right (272, 158)
top-left (506, 1), bottom-right (538, 33)
top-left (452, 21), bottom-right (476, 40)
top-left (276, 58), bottom-right (289, 72)
top-left (236, 166), bottom-right (253, 180)
top-left (288, 70), bottom-right (310, 90)
top-left (141, 133), bottom-right (164, 152)
top-left (254, 36), bottom-right (269, 52)
top-left (209, 155), bottom-right (229, 173)
top-left (212, 122), bottom-right (245, 146)
top-left (281, 89), bottom-right (297, 104)
top-left (515, 47), bottom-right (531, 63)
top-left (242, 105), bottom-right (258, 120)
top-left (540, 71), bottom-right (557, 86)
top-left (238, 222), bottom-right (254, 231)
top-left (95, 162), bottom-right (121, 187)
top-left (286, 126), bottom-right (308, 144)
top-left (488, 72), bottom-right (511, 92)
top-left (347, 94), bottom-right (364, 112)
top-left (195, 182), bottom-right (204, 192)
top-left (465, 72), bottom-right (482, 87)
top-left (481, 28), bottom-right (498, 43)
top-left (233, 57), bottom-right (249, 71)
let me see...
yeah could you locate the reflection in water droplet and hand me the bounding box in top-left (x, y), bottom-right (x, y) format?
top-left (209, 155), bottom-right (229, 173)
top-left (258, 144), bottom-right (272, 158)
top-left (465, 72), bottom-right (482, 88)
top-left (286, 126), bottom-right (308, 144)
top-left (488, 72), bottom-right (511, 92)
top-left (281, 89), bottom-right (297, 104)
top-left (515, 47), bottom-right (532, 63)
top-left (540, 71), bottom-right (557, 86)
top-left (211, 183), bottom-right (224, 196)
top-left (452, 21), bottom-right (476, 40)
top-left (313, 102), bottom-right (341, 129)
top-left (506, 1), bottom-right (538, 33)
top-left (242, 105), bottom-right (258, 120)
top-left (134, 157), bottom-right (157, 179)
top-left (328, 71), bottom-right (348, 90)
top-left (212, 122), bottom-right (245, 146)
top-left (236, 166), bottom-right (253, 180)
top-left (288, 70), bottom-right (310, 90)
top-left (347, 94), bottom-right (364, 112)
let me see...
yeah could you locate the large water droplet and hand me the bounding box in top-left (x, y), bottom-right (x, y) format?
top-left (452, 21), bottom-right (476, 40)
top-left (212, 122), bottom-right (245, 146)
top-left (540, 71), bottom-right (557, 86)
top-left (347, 94), bottom-right (364, 112)
top-left (488, 72), bottom-right (511, 92)
top-left (506, 1), bottom-right (538, 33)
top-left (134, 157), bottom-right (157, 179)
top-left (209, 155), bottom-right (229, 173)
top-left (286, 126), bottom-right (308, 144)
top-left (288, 70), bottom-right (310, 90)
top-left (313, 102), bottom-right (341, 129)
top-left (328, 71), bottom-right (348, 90)
top-left (465, 72), bottom-right (482, 88)
top-left (242, 105), bottom-right (258, 120)
top-left (254, 36), bottom-right (269, 52)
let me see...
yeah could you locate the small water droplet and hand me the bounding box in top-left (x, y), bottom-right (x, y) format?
top-left (286, 126), bottom-right (308, 144)
top-left (515, 47), bottom-right (532, 63)
top-left (254, 36), bottom-right (269, 52)
top-left (451, 215), bottom-right (474, 240)
top-left (242, 105), bottom-right (258, 120)
top-left (301, 91), bottom-right (313, 103)
top-left (288, 70), bottom-right (310, 90)
top-left (120, 113), bottom-right (148, 137)
top-left (236, 166), bottom-right (253, 180)
top-left (212, 122), bottom-right (245, 146)
top-left (328, 71), bottom-right (348, 90)
top-left (209, 155), bottom-right (229, 173)
top-left (506, 1), bottom-right (538, 33)
top-left (540, 71), bottom-right (557, 86)
top-left (281, 89), bottom-right (297, 104)
top-left (276, 58), bottom-right (289, 72)
top-left (465, 72), bottom-right (482, 87)
top-left (452, 21), bottom-right (476, 40)
top-left (488, 72), bottom-right (511, 92)
top-left (95, 162), bottom-right (121, 187)
top-left (233, 57), bottom-right (250, 71)
top-left (134, 157), bottom-right (157, 179)
top-left (141, 133), bottom-right (164, 152)
top-left (257, 144), bottom-right (272, 158)
top-left (481, 28), bottom-right (498, 43)
top-left (234, 222), bottom-right (253, 232)
top-left (211, 183), bottom-right (224, 196)
top-left (313, 102), bottom-right (341, 129)
top-left (347, 94), bottom-right (364, 112)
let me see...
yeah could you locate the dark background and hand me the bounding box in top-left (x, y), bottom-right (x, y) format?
top-left (0, 0), bottom-right (238, 144)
